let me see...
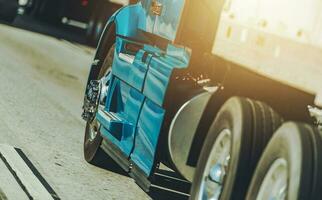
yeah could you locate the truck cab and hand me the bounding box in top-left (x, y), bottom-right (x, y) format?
top-left (83, 0), bottom-right (198, 183)
top-left (82, 0), bottom-right (322, 199)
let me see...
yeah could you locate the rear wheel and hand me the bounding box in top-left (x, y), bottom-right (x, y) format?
top-left (83, 44), bottom-right (115, 165)
top-left (190, 97), bottom-right (283, 200)
top-left (246, 122), bottom-right (322, 200)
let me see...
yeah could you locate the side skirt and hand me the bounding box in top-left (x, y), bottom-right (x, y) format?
top-left (100, 138), bottom-right (130, 172)
top-left (100, 138), bottom-right (191, 198)
top-left (100, 138), bottom-right (153, 191)
top-left (129, 161), bottom-right (151, 192)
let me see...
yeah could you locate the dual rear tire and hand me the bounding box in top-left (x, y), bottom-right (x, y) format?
top-left (190, 96), bottom-right (322, 200)
top-left (246, 122), bottom-right (322, 200)
top-left (190, 97), bottom-right (283, 200)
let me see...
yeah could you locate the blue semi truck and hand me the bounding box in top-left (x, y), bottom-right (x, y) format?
top-left (82, 0), bottom-right (322, 199)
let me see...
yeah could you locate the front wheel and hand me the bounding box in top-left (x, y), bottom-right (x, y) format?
top-left (246, 122), bottom-right (322, 200)
top-left (83, 44), bottom-right (115, 165)
top-left (84, 119), bottom-right (105, 164)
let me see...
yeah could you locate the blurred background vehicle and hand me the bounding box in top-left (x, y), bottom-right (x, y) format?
top-left (16, 0), bottom-right (135, 46)
top-left (0, 0), bottom-right (18, 22)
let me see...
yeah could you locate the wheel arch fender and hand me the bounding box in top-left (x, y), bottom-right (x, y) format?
top-left (85, 16), bottom-right (117, 97)
top-left (91, 2), bottom-right (148, 73)
top-left (167, 87), bottom-right (220, 181)
top-left (93, 2), bottom-right (140, 58)
top-left (186, 88), bottom-right (232, 167)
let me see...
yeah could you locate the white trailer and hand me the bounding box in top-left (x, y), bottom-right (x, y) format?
top-left (185, 0), bottom-right (322, 199)
top-left (213, 0), bottom-right (322, 105)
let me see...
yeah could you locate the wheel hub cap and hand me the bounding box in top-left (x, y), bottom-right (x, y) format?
top-left (88, 119), bottom-right (100, 141)
top-left (199, 129), bottom-right (231, 200)
top-left (257, 158), bottom-right (288, 200)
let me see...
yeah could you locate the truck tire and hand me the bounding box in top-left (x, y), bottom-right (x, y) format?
top-left (190, 97), bottom-right (283, 200)
top-left (246, 122), bottom-right (322, 200)
top-left (84, 44), bottom-right (115, 165)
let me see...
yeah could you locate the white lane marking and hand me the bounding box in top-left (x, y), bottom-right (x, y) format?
top-left (0, 159), bottom-right (29, 200)
top-left (0, 145), bottom-right (54, 200)
top-left (150, 184), bottom-right (190, 197)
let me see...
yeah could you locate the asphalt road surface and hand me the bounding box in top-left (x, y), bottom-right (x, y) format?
top-left (0, 23), bottom-right (151, 200)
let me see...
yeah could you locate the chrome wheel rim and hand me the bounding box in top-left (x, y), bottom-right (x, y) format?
top-left (198, 129), bottom-right (232, 200)
top-left (88, 72), bottom-right (109, 142)
top-left (88, 119), bottom-right (100, 142)
top-left (256, 158), bottom-right (288, 200)
top-left (85, 45), bottom-right (113, 142)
